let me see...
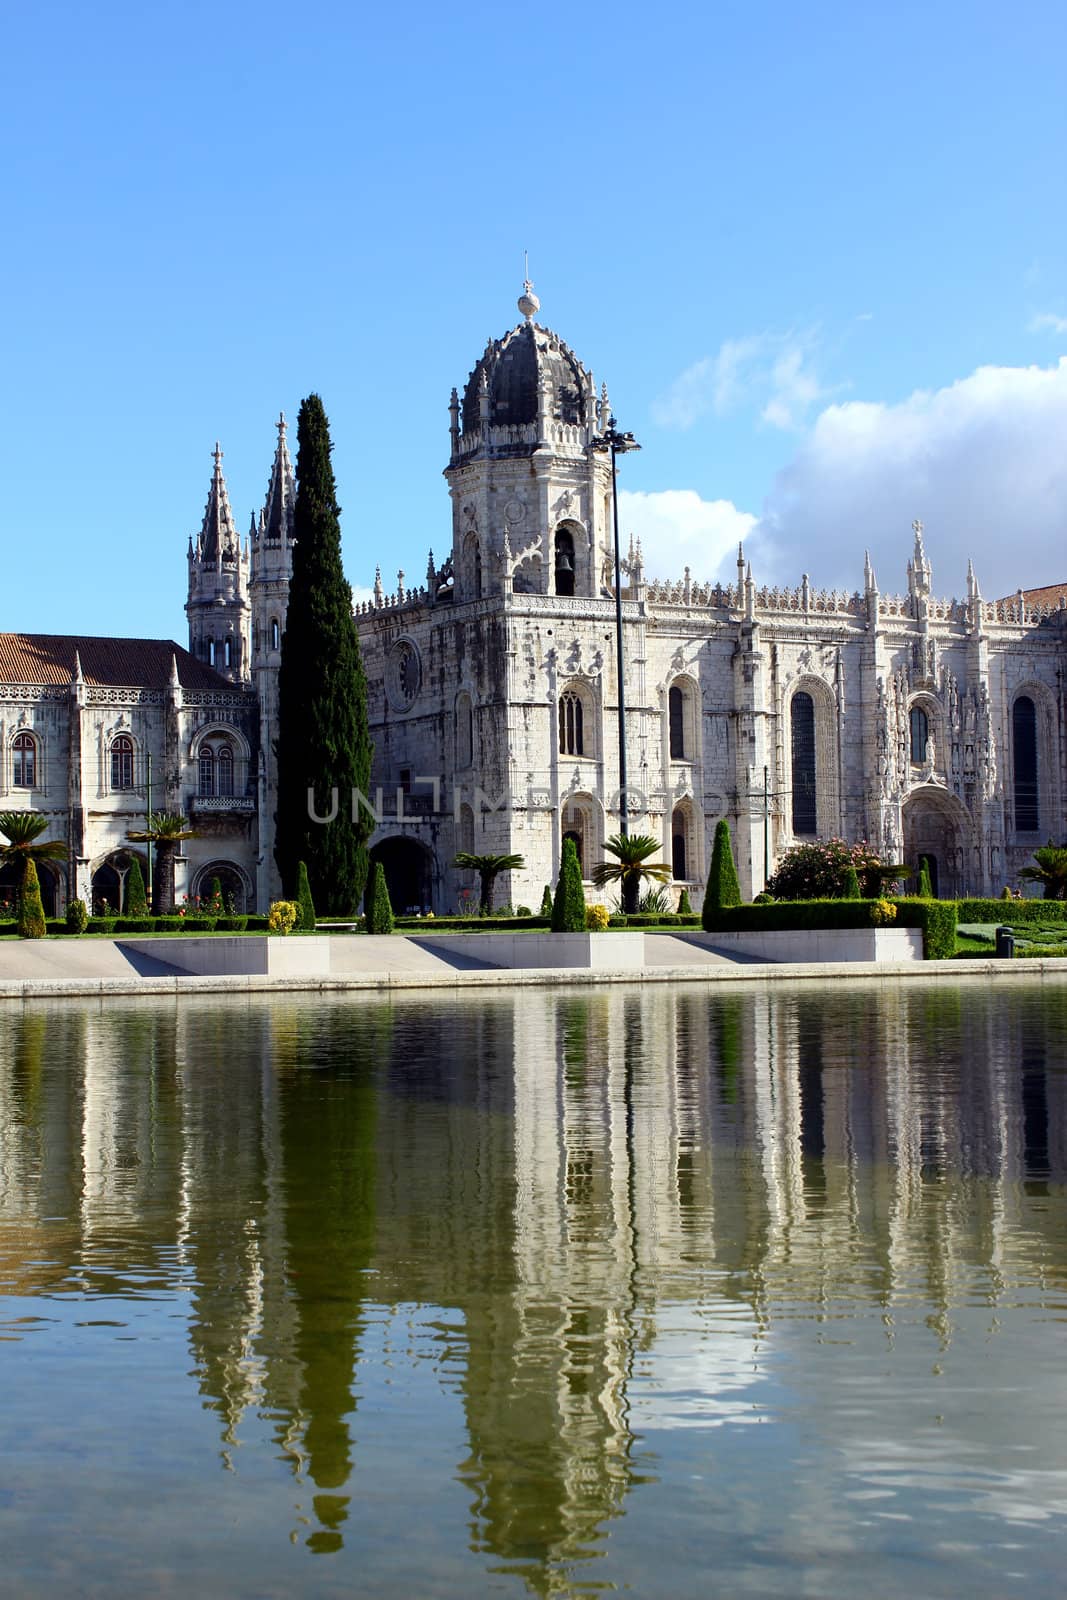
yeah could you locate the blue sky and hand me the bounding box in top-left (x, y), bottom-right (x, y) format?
top-left (3, 0), bottom-right (1066, 639)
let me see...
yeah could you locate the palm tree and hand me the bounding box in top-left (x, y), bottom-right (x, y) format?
top-left (0, 810), bottom-right (66, 907)
top-left (1018, 843), bottom-right (1067, 901)
top-left (128, 812), bottom-right (196, 914)
top-left (453, 852), bottom-right (525, 915)
top-left (591, 832), bottom-right (671, 915)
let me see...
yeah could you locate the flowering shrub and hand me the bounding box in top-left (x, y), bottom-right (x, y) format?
top-left (767, 839), bottom-right (906, 900)
top-left (870, 899), bottom-right (897, 925)
top-left (585, 903), bottom-right (610, 931)
top-left (268, 900), bottom-right (298, 935)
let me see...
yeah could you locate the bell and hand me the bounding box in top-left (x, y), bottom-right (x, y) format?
top-left (555, 551), bottom-right (574, 574)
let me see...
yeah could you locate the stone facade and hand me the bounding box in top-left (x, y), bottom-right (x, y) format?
top-left (3, 287), bottom-right (1065, 915)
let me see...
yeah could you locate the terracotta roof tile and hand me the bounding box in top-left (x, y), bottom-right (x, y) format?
top-left (0, 634), bottom-right (235, 692)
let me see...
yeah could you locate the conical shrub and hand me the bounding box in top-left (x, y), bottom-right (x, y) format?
top-left (552, 837), bottom-right (586, 932)
top-left (842, 864), bottom-right (861, 899)
top-left (702, 819), bottom-right (741, 928)
top-left (18, 859), bottom-right (47, 939)
top-left (918, 857), bottom-right (934, 898)
top-left (539, 884), bottom-right (553, 917)
top-left (365, 861), bottom-right (394, 934)
top-left (295, 860), bottom-right (317, 931)
top-left (126, 858), bottom-right (148, 918)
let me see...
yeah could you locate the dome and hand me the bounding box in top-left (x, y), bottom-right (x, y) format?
top-left (460, 319), bottom-right (592, 439)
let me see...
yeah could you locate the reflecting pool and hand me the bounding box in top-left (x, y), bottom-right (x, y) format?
top-left (1, 981), bottom-right (1065, 1597)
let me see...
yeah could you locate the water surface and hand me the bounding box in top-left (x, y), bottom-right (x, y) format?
top-left (1, 981), bottom-right (1065, 1596)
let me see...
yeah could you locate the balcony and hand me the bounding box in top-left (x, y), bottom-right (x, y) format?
top-left (189, 793), bottom-right (256, 814)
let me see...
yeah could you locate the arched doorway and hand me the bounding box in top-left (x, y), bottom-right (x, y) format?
top-left (91, 849), bottom-right (146, 916)
top-left (191, 861), bottom-right (251, 914)
top-left (370, 836), bottom-right (433, 915)
top-left (902, 789), bottom-right (972, 899)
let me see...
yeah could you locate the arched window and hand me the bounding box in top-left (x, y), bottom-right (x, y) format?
top-left (208, 640), bottom-right (216, 667)
top-left (1013, 696), bottom-right (1039, 831)
top-left (12, 732), bottom-right (37, 788)
top-left (199, 746), bottom-right (215, 797)
top-left (909, 706), bottom-right (929, 764)
top-left (217, 743), bottom-right (234, 798)
top-left (455, 693), bottom-right (473, 769)
top-left (554, 528), bottom-right (576, 597)
top-left (224, 637), bottom-right (233, 670)
top-left (559, 691), bottom-right (584, 756)
top-left (669, 686), bottom-right (686, 759)
top-left (671, 806), bottom-right (688, 880)
top-left (111, 736), bottom-right (134, 791)
top-left (271, 618), bottom-right (280, 651)
top-left (791, 692), bottom-right (817, 835)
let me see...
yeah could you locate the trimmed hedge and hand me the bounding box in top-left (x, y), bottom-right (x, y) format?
top-left (216, 916), bottom-right (249, 932)
top-left (113, 917), bottom-right (157, 933)
top-left (181, 916), bottom-right (217, 932)
top-left (87, 917), bottom-right (116, 934)
top-left (956, 898), bottom-right (1066, 924)
top-left (157, 917), bottom-right (184, 933)
top-left (701, 897), bottom-right (958, 960)
top-left (396, 915), bottom-right (552, 932)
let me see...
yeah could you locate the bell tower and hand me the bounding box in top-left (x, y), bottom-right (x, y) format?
top-left (443, 282), bottom-right (615, 602)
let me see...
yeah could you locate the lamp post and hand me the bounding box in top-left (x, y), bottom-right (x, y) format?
top-left (591, 418), bottom-right (641, 839)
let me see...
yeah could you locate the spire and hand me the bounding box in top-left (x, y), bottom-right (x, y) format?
top-left (261, 413), bottom-right (295, 543)
top-left (72, 650), bottom-right (84, 686)
top-left (169, 652), bottom-right (181, 688)
top-left (199, 442), bottom-right (239, 565)
top-left (864, 549), bottom-right (877, 592)
top-left (908, 517), bottom-right (931, 596)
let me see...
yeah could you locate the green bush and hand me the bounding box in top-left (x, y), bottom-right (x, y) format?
top-left (917, 857), bottom-right (934, 898)
top-left (295, 860), bottom-right (317, 931)
top-left (181, 915), bottom-right (217, 933)
top-left (157, 917), bottom-right (184, 933)
top-left (515, 905), bottom-right (532, 917)
top-left (842, 865), bottom-right (862, 899)
top-left (87, 917), bottom-right (116, 934)
top-left (113, 917), bottom-right (158, 933)
top-left (126, 859), bottom-right (149, 919)
top-left (66, 898), bottom-right (89, 934)
top-left (699, 897), bottom-right (957, 960)
top-left (702, 820), bottom-right (741, 927)
top-left (677, 888), bottom-right (693, 915)
top-left (902, 899), bottom-right (957, 960)
top-left (245, 915), bottom-right (270, 932)
top-left (766, 838), bottom-right (907, 900)
top-left (552, 837), bottom-right (586, 932)
top-left (216, 915), bottom-right (249, 932)
top-left (365, 862), bottom-right (394, 934)
top-left (540, 884), bottom-right (554, 917)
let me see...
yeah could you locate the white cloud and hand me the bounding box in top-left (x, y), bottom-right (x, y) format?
top-left (756, 357), bottom-right (1067, 598)
top-left (618, 488), bottom-right (759, 581)
top-left (1029, 311), bottom-right (1067, 336)
top-left (653, 330), bottom-right (826, 432)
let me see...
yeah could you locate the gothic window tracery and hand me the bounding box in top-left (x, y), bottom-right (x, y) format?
top-left (1013, 696), bottom-right (1039, 831)
top-left (559, 691), bottom-right (584, 756)
top-left (12, 732), bottom-right (37, 788)
top-left (910, 706), bottom-right (929, 764)
top-left (791, 692), bottom-right (817, 835)
top-left (110, 736), bottom-right (134, 791)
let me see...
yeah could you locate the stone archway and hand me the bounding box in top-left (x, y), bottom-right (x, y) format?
top-left (0, 860), bottom-right (60, 918)
top-left (902, 787), bottom-right (973, 899)
top-left (370, 836), bottom-right (434, 915)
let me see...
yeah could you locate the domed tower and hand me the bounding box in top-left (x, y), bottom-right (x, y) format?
top-left (186, 443), bottom-right (251, 684)
top-left (444, 281), bottom-right (616, 601)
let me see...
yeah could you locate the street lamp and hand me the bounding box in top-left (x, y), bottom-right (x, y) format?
top-left (590, 418), bottom-right (641, 838)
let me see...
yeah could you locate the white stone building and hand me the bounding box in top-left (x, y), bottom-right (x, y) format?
top-left (2, 285), bottom-right (1065, 915)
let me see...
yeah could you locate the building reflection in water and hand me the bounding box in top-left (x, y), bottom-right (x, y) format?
top-left (0, 981), bottom-right (1064, 1591)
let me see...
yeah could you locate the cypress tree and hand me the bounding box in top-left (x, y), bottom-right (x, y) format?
top-left (275, 394), bottom-right (372, 915)
top-left (552, 837), bottom-right (586, 932)
top-left (295, 860), bottom-right (317, 931)
top-left (702, 819), bottom-right (742, 928)
top-left (918, 856), bottom-right (934, 898)
top-left (677, 888), bottom-right (693, 915)
top-left (18, 859), bottom-right (47, 939)
top-left (365, 861), bottom-right (394, 934)
top-left (539, 884), bottom-right (554, 917)
top-left (126, 858), bottom-right (148, 918)
top-left (842, 864), bottom-right (862, 899)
